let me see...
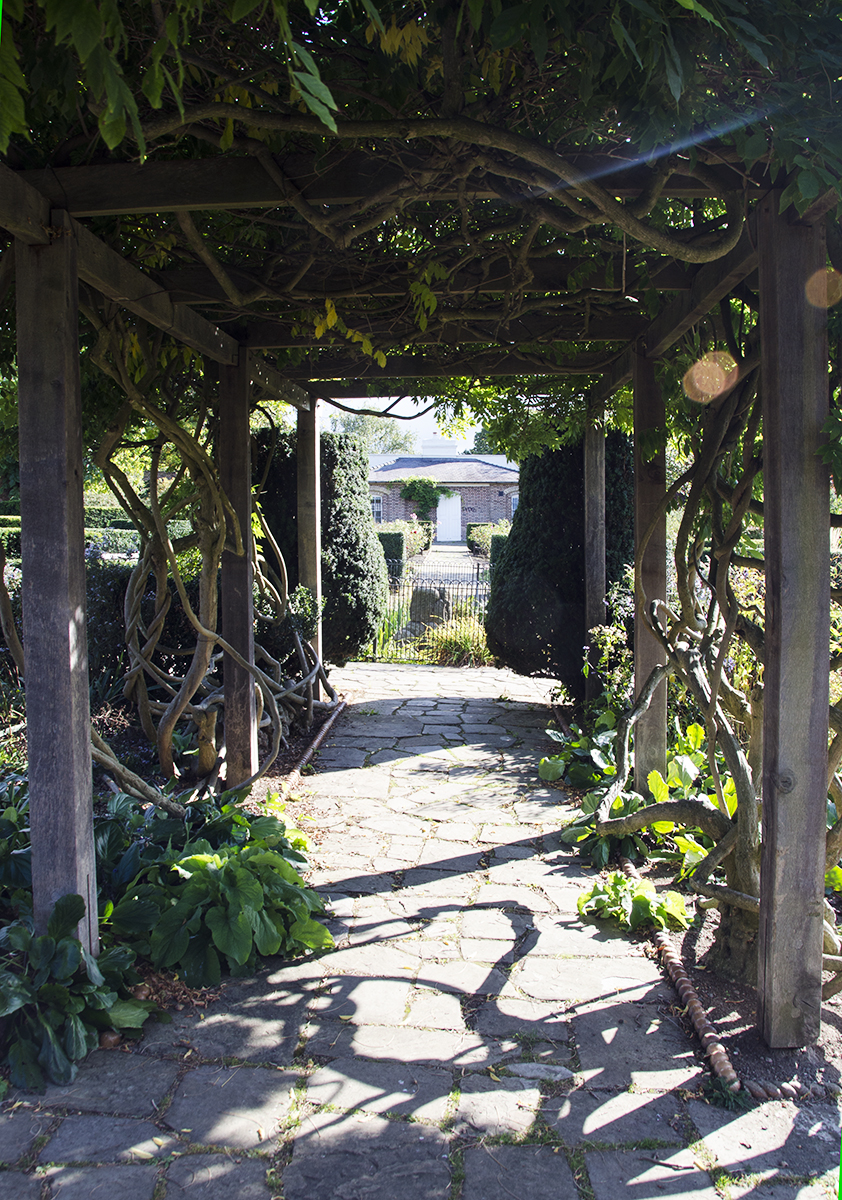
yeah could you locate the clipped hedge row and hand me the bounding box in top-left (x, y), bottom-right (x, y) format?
top-left (253, 429), bottom-right (388, 666)
top-left (486, 432), bottom-right (634, 693)
top-left (467, 520), bottom-right (510, 557)
top-left (377, 530), bottom-right (405, 561)
top-left (489, 533), bottom-right (508, 568)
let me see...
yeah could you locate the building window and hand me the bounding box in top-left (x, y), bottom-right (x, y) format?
top-left (511, 494), bottom-right (519, 517)
top-left (371, 495), bottom-right (383, 523)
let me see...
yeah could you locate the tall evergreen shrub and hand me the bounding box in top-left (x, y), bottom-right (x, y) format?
top-left (253, 430), bottom-right (388, 665)
top-left (485, 432), bottom-right (633, 693)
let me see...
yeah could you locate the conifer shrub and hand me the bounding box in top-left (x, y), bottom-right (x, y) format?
top-left (485, 432), bottom-right (633, 694)
top-left (253, 429), bottom-right (388, 665)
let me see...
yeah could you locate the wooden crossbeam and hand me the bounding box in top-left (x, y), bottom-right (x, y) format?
top-left (18, 154), bottom-right (747, 218)
top-left (593, 216), bottom-right (760, 400)
top-left (71, 217), bottom-right (238, 365)
top-left (245, 312), bottom-right (647, 349)
top-left (282, 348), bottom-right (613, 382)
top-left (249, 358), bottom-right (310, 409)
top-left (643, 220), bottom-right (759, 358)
top-left (157, 258), bottom-right (692, 305)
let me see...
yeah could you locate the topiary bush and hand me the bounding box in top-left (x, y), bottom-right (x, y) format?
top-left (485, 432), bottom-right (633, 695)
top-left (253, 429), bottom-right (388, 665)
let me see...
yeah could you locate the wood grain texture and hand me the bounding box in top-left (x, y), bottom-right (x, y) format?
top-left (297, 401), bottom-right (323, 690)
top-left (15, 212), bottom-right (97, 951)
top-left (584, 424), bottom-right (606, 704)
top-left (219, 352), bottom-right (258, 786)
top-left (758, 194), bottom-right (829, 1047)
top-left (632, 351), bottom-right (667, 794)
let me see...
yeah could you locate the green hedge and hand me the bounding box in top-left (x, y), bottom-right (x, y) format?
top-left (377, 531), bottom-right (405, 560)
top-left (485, 432), bottom-right (633, 694)
top-left (0, 520), bottom-right (21, 558)
top-left (468, 520), bottom-right (510, 557)
top-left (84, 504), bottom-right (124, 528)
top-left (253, 429), bottom-right (388, 666)
top-left (489, 532), bottom-right (508, 567)
top-left (0, 501), bottom-right (19, 517)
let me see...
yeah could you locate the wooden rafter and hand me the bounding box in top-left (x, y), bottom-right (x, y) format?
top-left (18, 153), bottom-right (748, 218)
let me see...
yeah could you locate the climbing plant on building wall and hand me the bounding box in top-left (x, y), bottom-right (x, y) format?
top-left (398, 479), bottom-right (454, 522)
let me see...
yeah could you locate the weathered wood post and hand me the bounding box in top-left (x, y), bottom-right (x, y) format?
top-left (219, 348), bottom-right (257, 786)
top-left (297, 398), bottom-right (322, 693)
top-left (584, 418), bottom-right (606, 704)
top-left (16, 211), bottom-right (97, 952)
top-left (758, 194), bottom-right (829, 1047)
top-left (633, 350), bottom-right (667, 793)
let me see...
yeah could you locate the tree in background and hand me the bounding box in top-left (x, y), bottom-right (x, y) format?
top-left (328, 412), bottom-right (417, 456)
top-left (463, 428), bottom-right (493, 456)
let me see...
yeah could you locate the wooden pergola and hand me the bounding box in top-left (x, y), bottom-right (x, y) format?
top-left (0, 140), bottom-right (831, 1048)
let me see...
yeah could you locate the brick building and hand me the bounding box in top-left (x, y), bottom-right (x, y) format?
top-left (369, 440), bottom-right (519, 542)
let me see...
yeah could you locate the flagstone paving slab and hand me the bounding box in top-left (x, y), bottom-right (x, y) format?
top-left (461, 1144), bottom-right (579, 1200)
top-left (305, 1058), bottom-right (452, 1122)
top-left (7, 662), bottom-right (841, 1199)
top-left (0, 1173), bottom-right (41, 1199)
top-left (37, 1115), bottom-right (179, 1163)
top-left (685, 1098), bottom-right (841, 1180)
top-left (282, 1113), bottom-right (451, 1200)
top-left (165, 1154), bottom-right (274, 1198)
top-left (585, 1148), bottom-right (720, 1200)
top-left (452, 1074), bottom-right (542, 1135)
top-left (41, 1164), bottom-right (159, 1200)
top-left (163, 1066), bottom-right (299, 1149)
top-left (29, 1053), bottom-right (179, 1118)
top-left (0, 1109), bottom-right (49, 1164)
top-left (547, 1087), bottom-right (686, 1146)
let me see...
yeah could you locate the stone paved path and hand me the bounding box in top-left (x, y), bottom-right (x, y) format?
top-left (2, 663), bottom-right (840, 1198)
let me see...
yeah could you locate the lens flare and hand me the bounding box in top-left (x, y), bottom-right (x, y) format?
top-left (805, 267), bottom-right (842, 309)
top-left (683, 351), bottom-right (739, 405)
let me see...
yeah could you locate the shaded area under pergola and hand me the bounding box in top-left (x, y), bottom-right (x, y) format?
top-left (0, 143), bottom-right (831, 1049)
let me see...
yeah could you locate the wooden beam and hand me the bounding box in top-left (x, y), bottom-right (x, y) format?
top-left (248, 357), bottom-right (310, 409)
top-left (584, 422), bottom-right (606, 704)
top-left (632, 351), bottom-right (667, 796)
top-left (16, 211), bottom-right (97, 952)
top-left (281, 349), bottom-right (613, 382)
top-left (297, 401), bottom-right (322, 695)
top-left (219, 350), bottom-right (258, 787)
top-left (71, 218), bottom-right (237, 364)
top-left (758, 193), bottom-right (829, 1048)
top-left (643, 220), bottom-right (759, 359)
top-left (158, 258), bottom-right (692, 305)
top-left (0, 164), bottom-right (238, 363)
top-left (18, 154), bottom-right (746, 218)
top-left (244, 312), bottom-right (647, 349)
top-left (593, 217), bottom-right (761, 397)
top-left (0, 161), bottom-right (50, 244)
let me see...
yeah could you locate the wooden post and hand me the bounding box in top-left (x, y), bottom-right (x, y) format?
top-left (758, 195), bottom-right (829, 1047)
top-left (219, 349), bottom-right (257, 786)
top-left (297, 399), bottom-right (322, 689)
top-left (16, 211), bottom-right (97, 952)
top-left (632, 351), bottom-right (667, 793)
top-left (584, 421), bottom-right (606, 703)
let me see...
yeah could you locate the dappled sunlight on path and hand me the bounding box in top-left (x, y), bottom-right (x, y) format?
top-left (2, 663), bottom-right (838, 1198)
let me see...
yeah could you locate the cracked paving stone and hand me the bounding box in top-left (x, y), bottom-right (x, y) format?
top-left (586, 1149), bottom-right (718, 1200)
top-left (452, 1074), bottom-right (541, 1136)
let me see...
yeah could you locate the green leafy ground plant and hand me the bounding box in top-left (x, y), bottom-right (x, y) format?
top-left (0, 895), bottom-right (159, 1091)
top-left (578, 871), bottom-right (690, 932)
top-left (539, 710), bottom-right (618, 789)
